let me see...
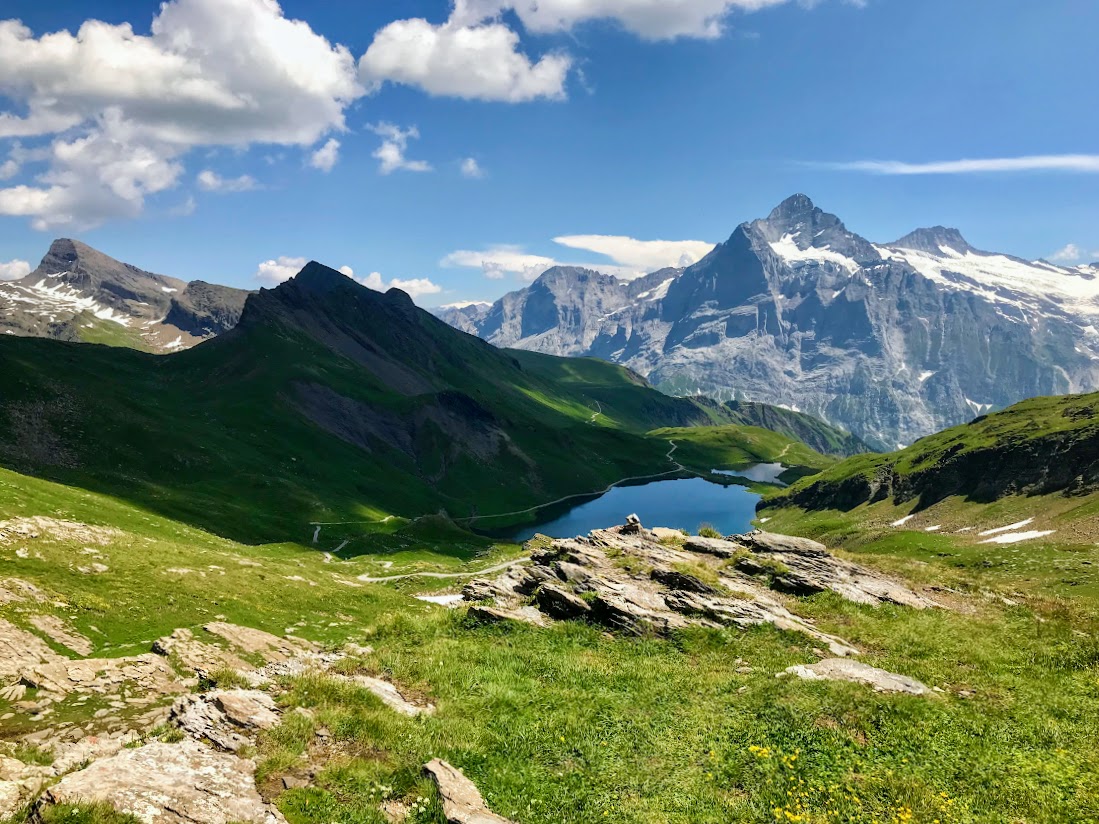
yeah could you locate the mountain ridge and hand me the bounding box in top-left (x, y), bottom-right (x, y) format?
top-left (0, 237), bottom-right (250, 351)
top-left (438, 195), bottom-right (1099, 448)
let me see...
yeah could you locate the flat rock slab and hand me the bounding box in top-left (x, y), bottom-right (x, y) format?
top-left (0, 578), bottom-right (47, 604)
top-left (154, 628), bottom-right (253, 678)
top-left (742, 532), bottom-right (830, 556)
top-left (0, 618), bottom-right (67, 682)
top-left (349, 676), bottom-right (435, 717)
top-left (22, 652), bottom-right (186, 698)
top-left (424, 759), bottom-right (515, 824)
top-left (0, 516), bottom-right (120, 546)
top-left (172, 690), bottom-right (281, 752)
top-left (782, 659), bottom-right (929, 695)
top-left (203, 622), bottom-right (316, 664)
top-left (42, 740), bottom-right (286, 824)
top-left (29, 614), bottom-right (94, 656)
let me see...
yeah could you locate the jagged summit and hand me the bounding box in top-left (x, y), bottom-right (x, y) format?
top-left (767, 193), bottom-right (818, 223)
top-left (890, 226), bottom-right (973, 255)
top-left (1, 238), bottom-right (250, 349)
top-left (278, 260), bottom-right (354, 293)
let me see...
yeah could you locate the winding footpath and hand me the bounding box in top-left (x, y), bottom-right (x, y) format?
top-left (356, 558), bottom-right (529, 584)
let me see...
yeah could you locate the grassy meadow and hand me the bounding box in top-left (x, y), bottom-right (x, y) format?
top-left (2, 461), bottom-right (1099, 823)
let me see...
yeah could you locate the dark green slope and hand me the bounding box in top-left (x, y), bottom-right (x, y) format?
top-left (0, 263), bottom-right (734, 542)
top-left (765, 391), bottom-right (1099, 513)
top-left (721, 400), bottom-right (870, 457)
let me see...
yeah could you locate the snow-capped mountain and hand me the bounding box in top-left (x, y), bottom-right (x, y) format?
top-left (0, 239), bottom-right (250, 351)
top-left (437, 195), bottom-right (1099, 448)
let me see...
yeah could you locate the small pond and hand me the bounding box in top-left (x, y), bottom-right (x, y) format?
top-left (505, 474), bottom-right (765, 542)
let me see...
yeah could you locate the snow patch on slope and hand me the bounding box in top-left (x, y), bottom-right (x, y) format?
top-left (770, 234), bottom-right (861, 275)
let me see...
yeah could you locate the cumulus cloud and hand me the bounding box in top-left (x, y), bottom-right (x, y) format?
top-left (360, 0), bottom-right (850, 102)
top-left (1049, 243), bottom-right (1083, 264)
top-left (442, 246), bottom-right (559, 281)
top-left (461, 157), bottom-right (485, 178)
top-left (822, 155), bottom-right (1099, 175)
top-left (553, 234), bottom-right (714, 273)
top-left (0, 0), bottom-right (362, 228)
top-left (310, 138), bottom-right (341, 173)
top-left (360, 17), bottom-right (571, 102)
top-left (369, 123), bottom-right (432, 175)
top-left (255, 256), bottom-right (308, 285)
top-left (0, 258), bottom-right (31, 280)
top-left (451, 0), bottom-right (795, 41)
top-left (340, 265), bottom-right (442, 301)
top-left (443, 232), bottom-right (717, 282)
top-left (197, 169), bottom-right (258, 192)
top-left (0, 159), bottom-right (18, 180)
top-left (257, 260), bottom-right (441, 301)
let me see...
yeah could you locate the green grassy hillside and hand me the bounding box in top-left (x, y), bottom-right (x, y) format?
top-left (0, 264), bottom-right (766, 544)
top-left (721, 400), bottom-right (871, 457)
top-left (769, 391), bottom-right (1099, 514)
top-left (760, 392), bottom-right (1099, 602)
top-left (649, 424), bottom-right (833, 479)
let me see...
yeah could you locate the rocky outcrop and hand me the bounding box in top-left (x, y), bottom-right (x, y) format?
top-left (423, 759), bottom-right (515, 824)
top-left (171, 691), bottom-right (281, 752)
top-left (464, 522), bottom-right (933, 655)
top-left (781, 659), bottom-right (930, 695)
top-left (738, 533), bottom-right (939, 609)
top-left (40, 740), bottom-right (286, 823)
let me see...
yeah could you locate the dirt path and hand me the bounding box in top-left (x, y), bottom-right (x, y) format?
top-left (356, 558), bottom-right (529, 584)
top-left (459, 440), bottom-right (686, 525)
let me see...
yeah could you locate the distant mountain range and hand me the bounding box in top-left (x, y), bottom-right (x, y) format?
top-left (0, 239), bottom-right (249, 352)
top-left (436, 194), bottom-right (1099, 449)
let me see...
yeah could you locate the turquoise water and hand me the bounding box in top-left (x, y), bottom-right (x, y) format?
top-left (506, 476), bottom-right (762, 542)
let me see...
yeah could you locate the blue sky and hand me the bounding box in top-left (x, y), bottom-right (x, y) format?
top-left (0, 0), bottom-right (1096, 304)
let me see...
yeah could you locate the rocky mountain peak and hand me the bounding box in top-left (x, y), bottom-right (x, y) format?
top-left (767, 194), bottom-right (818, 223)
top-left (890, 226), bottom-right (973, 255)
top-left (282, 260), bottom-right (351, 293)
top-left (758, 195), bottom-right (853, 249)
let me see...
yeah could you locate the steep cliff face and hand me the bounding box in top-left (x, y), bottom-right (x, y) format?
top-left (441, 196), bottom-right (1099, 448)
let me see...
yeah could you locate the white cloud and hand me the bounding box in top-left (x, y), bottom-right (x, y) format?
top-left (360, 17), bottom-right (571, 102)
top-left (452, 0), bottom-right (799, 41)
top-left (461, 157), bottom-right (485, 179)
top-left (824, 155), bottom-right (1099, 175)
top-left (310, 138), bottom-right (341, 173)
top-left (1049, 243), bottom-right (1083, 264)
top-left (553, 234), bottom-right (714, 273)
top-left (443, 233), bottom-right (716, 282)
top-left (0, 159), bottom-right (18, 180)
top-left (344, 266), bottom-right (442, 301)
top-left (369, 123), bottom-right (432, 175)
top-left (0, 0), bottom-right (363, 228)
top-left (0, 259), bottom-right (31, 281)
top-left (196, 169), bottom-right (257, 192)
top-left (442, 246), bottom-right (559, 281)
top-left (258, 261), bottom-right (441, 302)
top-left (255, 255), bottom-right (308, 285)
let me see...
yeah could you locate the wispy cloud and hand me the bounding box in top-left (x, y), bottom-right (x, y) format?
top-left (821, 155), bottom-right (1099, 175)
